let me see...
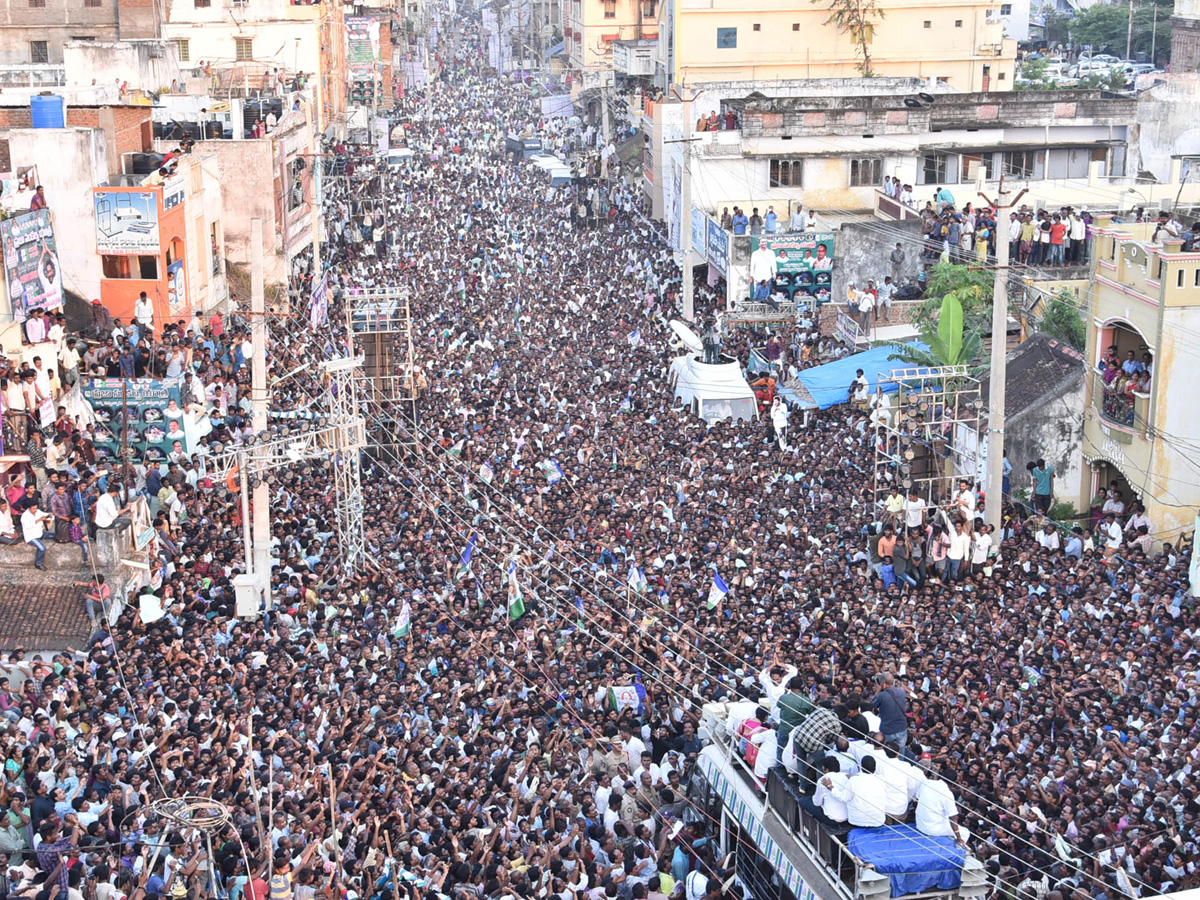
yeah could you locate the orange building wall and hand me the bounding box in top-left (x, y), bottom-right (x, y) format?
top-left (98, 190), bottom-right (193, 329)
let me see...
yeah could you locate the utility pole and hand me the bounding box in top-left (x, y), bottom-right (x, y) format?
top-left (1126, 0), bottom-right (1134, 63)
top-left (979, 176), bottom-right (1026, 539)
top-left (600, 73), bottom-right (612, 144)
top-left (249, 218), bottom-right (272, 604)
top-left (672, 83), bottom-right (701, 321)
top-left (1151, 3), bottom-right (1158, 64)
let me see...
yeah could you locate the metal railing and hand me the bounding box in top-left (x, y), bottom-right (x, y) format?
top-left (707, 724), bottom-right (861, 900)
top-left (1095, 368), bottom-right (1138, 429)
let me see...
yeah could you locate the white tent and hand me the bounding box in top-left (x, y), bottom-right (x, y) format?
top-left (669, 354), bottom-right (758, 424)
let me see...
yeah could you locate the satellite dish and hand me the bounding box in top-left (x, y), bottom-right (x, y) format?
top-left (918, 92), bottom-right (936, 104)
top-left (904, 97), bottom-right (923, 109)
top-left (669, 319), bottom-right (705, 354)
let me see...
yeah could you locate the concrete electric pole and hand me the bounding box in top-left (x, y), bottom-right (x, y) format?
top-left (672, 84), bottom-right (701, 322)
top-left (979, 177), bottom-right (1026, 539)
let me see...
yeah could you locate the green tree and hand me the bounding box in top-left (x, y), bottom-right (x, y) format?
top-left (913, 262), bottom-right (993, 337)
top-left (1016, 57), bottom-right (1057, 91)
top-left (1036, 290), bottom-right (1086, 350)
top-left (889, 290), bottom-right (987, 372)
top-left (1067, 0), bottom-right (1173, 62)
top-left (811, 0), bottom-right (886, 76)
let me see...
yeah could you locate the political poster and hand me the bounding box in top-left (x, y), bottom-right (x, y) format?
top-left (81, 377), bottom-right (186, 465)
top-left (1, 209), bottom-right (63, 319)
top-left (166, 259), bottom-right (189, 318)
top-left (93, 189), bottom-right (160, 256)
top-left (691, 206), bottom-right (707, 257)
top-left (751, 232), bottom-right (835, 304)
top-left (706, 217), bottom-right (729, 275)
top-left (309, 271), bottom-right (330, 329)
top-left (346, 17), bottom-right (381, 79)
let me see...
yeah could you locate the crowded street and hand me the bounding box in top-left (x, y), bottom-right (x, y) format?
top-left (0, 9), bottom-right (1197, 900)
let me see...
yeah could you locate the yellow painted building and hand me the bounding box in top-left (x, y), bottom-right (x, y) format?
top-left (1079, 220), bottom-right (1200, 541)
top-left (567, 0), bottom-right (659, 69)
top-left (656, 0), bottom-right (1015, 91)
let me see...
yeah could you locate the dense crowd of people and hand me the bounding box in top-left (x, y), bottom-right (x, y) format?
top-left (0, 12), bottom-right (1197, 900)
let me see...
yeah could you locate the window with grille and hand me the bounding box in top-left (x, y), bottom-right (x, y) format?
top-left (716, 26), bottom-right (736, 48)
top-left (918, 153), bottom-right (951, 185)
top-left (28, 0), bottom-right (45, 8)
top-left (194, 0), bottom-right (211, 8)
top-left (235, 38), bottom-right (254, 61)
top-left (769, 158), bottom-right (802, 188)
top-left (84, 0), bottom-right (102, 7)
top-left (849, 157), bottom-right (883, 187)
top-left (603, 0), bottom-right (615, 17)
top-left (29, 41), bottom-right (48, 63)
top-left (175, 39), bottom-right (190, 62)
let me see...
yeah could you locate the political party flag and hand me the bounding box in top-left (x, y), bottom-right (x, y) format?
top-left (448, 439), bottom-right (465, 458)
top-left (628, 329), bottom-right (641, 347)
top-left (480, 461), bottom-right (494, 485)
top-left (706, 572), bottom-right (729, 610)
top-left (541, 460), bottom-right (564, 484)
top-left (507, 558), bottom-right (526, 620)
top-left (455, 534), bottom-right (477, 581)
top-left (627, 563), bottom-right (648, 593)
top-left (394, 600), bottom-right (412, 638)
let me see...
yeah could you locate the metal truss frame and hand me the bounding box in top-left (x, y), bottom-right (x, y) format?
top-left (200, 358), bottom-right (368, 572)
top-left (344, 287), bottom-right (418, 443)
top-left (871, 365), bottom-right (984, 511)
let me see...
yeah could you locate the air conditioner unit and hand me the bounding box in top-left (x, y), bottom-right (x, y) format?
top-left (1122, 242), bottom-right (1149, 267)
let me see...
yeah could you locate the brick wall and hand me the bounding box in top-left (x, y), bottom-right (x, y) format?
top-left (0, 105), bottom-right (149, 162)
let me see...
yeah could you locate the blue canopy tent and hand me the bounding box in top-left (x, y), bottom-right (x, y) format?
top-left (784, 344), bottom-right (932, 410)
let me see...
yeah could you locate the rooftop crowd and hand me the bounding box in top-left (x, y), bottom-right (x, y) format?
top-left (0, 11), bottom-right (1197, 900)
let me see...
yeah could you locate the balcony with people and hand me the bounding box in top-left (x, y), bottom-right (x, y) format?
top-left (1093, 322), bottom-right (1152, 435)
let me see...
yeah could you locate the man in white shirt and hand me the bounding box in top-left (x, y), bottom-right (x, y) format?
top-left (1035, 523), bottom-right (1060, 552)
top-left (758, 657), bottom-right (799, 720)
top-left (952, 479), bottom-right (976, 517)
top-left (946, 520), bottom-right (972, 582)
top-left (619, 722), bottom-right (646, 771)
top-left (134, 291), bottom-right (154, 336)
top-left (903, 490), bottom-right (927, 530)
top-left (1101, 512), bottom-right (1123, 553)
top-left (801, 756), bottom-right (850, 825)
top-left (915, 764), bottom-right (966, 845)
top-left (970, 524), bottom-right (993, 574)
top-left (876, 745), bottom-right (915, 820)
top-left (58, 337), bottom-right (81, 389)
top-left (95, 484), bottom-right (132, 531)
top-left (0, 499), bottom-right (18, 545)
top-left (829, 754), bottom-right (887, 827)
top-left (21, 502), bottom-right (53, 570)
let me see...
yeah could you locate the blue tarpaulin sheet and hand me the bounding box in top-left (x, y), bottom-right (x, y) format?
top-left (794, 345), bottom-right (932, 410)
top-left (847, 825), bottom-right (965, 897)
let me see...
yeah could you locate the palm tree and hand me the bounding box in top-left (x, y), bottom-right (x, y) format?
top-left (811, 0), bottom-right (886, 76)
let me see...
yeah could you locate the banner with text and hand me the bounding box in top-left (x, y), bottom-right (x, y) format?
top-left (1, 208), bottom-right (63, 319)
top-left (82, 377), bottom-right (187, 465)
top-left (94, 188), bottom-right (160, 256)
top-left (706, 217), bottom-right (729, 275)
top-left (751, 232), bottom-right (835, 304)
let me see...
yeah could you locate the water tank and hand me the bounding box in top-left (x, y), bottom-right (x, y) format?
top-left (30, 94), bottom-right (65, 129)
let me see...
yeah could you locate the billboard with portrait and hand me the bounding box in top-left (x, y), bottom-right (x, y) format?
top-left (93, 188), bottom-right (160, 256)
top-left (82, 377), bottom-right (187, 465)
top-left (1, 209), bottom-right (63, 319)
top-left (751, 233), bottom-right (835, 304)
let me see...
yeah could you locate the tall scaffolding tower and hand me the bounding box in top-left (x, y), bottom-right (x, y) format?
top-left (344, 287), bottom-right (419, 455)
top-left (871, 366), bottom-right (984, 511)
